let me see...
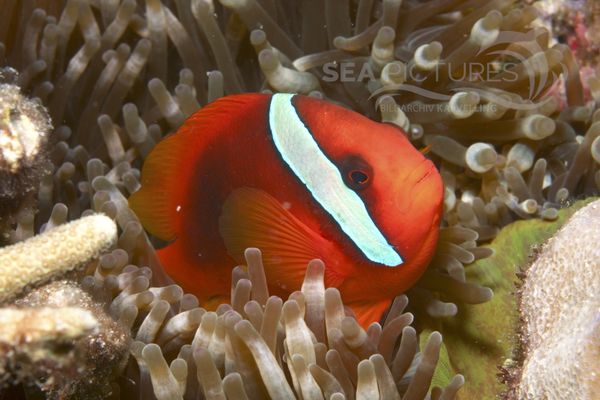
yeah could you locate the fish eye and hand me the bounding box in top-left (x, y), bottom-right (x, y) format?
top-left (342, 156), bottom-right (372, 190)
top-left (349, 170), bottom-right (369, 185)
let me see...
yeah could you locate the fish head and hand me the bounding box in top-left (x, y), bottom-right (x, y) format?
top-left (291, 95), bottom-right (443, 281)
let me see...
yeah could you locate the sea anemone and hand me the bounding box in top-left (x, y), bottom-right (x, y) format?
top-left (89, 247), bottom-right (464, 399)
top-left (0, 0), bottom-right (599, 398)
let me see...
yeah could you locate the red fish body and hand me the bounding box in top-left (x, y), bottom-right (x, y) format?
top-left (130, 93), bottom-right (443, 327)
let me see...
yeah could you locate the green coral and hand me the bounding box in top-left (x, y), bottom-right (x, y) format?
top-left (428, 198), bottom-right (597, 399)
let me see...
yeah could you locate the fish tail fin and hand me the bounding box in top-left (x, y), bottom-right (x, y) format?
top-left (347, 299), bottom-right (392, 330)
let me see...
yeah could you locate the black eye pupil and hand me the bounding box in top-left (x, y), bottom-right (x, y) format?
top-left (350, 170), bottom-right (368, 185)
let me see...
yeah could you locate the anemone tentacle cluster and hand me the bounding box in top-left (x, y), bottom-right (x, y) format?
top-left (86, 247), bottom-right (464, 399)
top-left (0, 0), bottom-right (599, 398)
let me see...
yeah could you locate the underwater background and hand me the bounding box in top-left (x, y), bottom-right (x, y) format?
top-left (0, 0), bottom-right (599, 399)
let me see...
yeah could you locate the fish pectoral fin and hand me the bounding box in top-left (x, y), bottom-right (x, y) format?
top-left (346, 299), bottom-right (392, 329)
top-left (323, 265), bottom-right (345, 288)
top-left (219, 187), bottom-right (336, 290)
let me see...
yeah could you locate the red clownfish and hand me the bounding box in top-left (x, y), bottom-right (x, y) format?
top-left (130, 93), bottom-right (443, 327)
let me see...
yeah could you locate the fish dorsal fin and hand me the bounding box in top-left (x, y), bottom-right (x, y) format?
top-left (128, 130), bottom-right (188, 241)
top-left (219, 187), bottom-right (338, 290)
top-left (129, 94), bottom-right (269, 241)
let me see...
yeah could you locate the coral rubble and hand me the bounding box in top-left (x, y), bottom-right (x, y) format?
top-left (0, 306), bottom-right (98, 389)
top-left (0, 80), bottom-right (52, 230)
top-left (14, 280), bottom-right (132, 399)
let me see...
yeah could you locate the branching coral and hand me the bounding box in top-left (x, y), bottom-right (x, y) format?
top-left (0, 214), bottom-right (117, 303)
top-left (0, 214), bottom-right (123, 398)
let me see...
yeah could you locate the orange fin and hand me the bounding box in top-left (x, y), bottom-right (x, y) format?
top-left (128, 132), bottom-right (186, 240)
top-left (219, 187), bottom-right (337, 291)
top-left (129, 93), bottom-right (268, 241)
top-left (346, 299), bottom-right (392, 329)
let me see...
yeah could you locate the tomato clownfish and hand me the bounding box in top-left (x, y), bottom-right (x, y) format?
top-left (129, 93), bottom-right (443, 327)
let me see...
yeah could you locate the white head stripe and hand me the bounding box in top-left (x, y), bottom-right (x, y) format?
top-left (268, 93), bottom-right (403, 267)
